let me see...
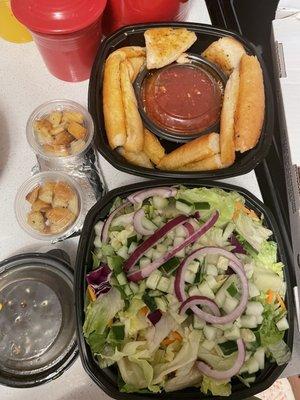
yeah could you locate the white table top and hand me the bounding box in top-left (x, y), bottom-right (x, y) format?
top-left (0, 1), bottom-right (283, 398)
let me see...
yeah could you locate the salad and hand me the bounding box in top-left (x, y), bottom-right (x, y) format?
top-left (83, 186), bottom-right (291, 396)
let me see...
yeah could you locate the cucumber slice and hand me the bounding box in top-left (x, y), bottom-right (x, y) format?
top-left (219, 341), bottom-right (238, 356)
top-left (187, 260), bottom-right (200, 274)
top-left (128, 241), bottom-right (138, 255)
top-left (217, 256), bottom-right (229, 271)
top-left (129, 282), bottom-right (139, 294)
top-left (276, 316), bottom-right (289, 331)
top-left (140, 257), bottom-right (151, 268)
top-left (93, 236), bottom-right (102, 248)
top-left (205, 275), bottom-right (218, 292)
top-left (253, 348), bottom-right (265, 370)
top-left (241, 328), bottom-right (256, 343)
top-left (142, 292), bottom-right (157, 312)
top-left (157, 276), bottom-right (171, 293)
top-left (205, 264), bottom-right (218, 276)
top-left (184, 270), bottom-right (195, 284)
top-left (240, 315), bottom-right (258, 329)
top-left (215, 289), bottom-right (226, 307)
top-left (124, 285), bottom-right (133, 297)
top-left (127, 235), bottom-right (137, 247)
top-left (224, 326), bottom-right (240, 341)
top-left (152, 196), bottom-right (168, 210)
top-left (223, 296), bottom-right (239, 314)
top-left (146, 270), bottom-right (162, 290)
top-left (175, 201), bottom-right (193, 214)
top-left (204, 325), bottom-right (217, 341)
top-left (193, 315), bottom-right (206, 329)
top-left (142, 217), bottom-right (157, 231)
top-left (198, 281), bottom-right (215, 299)
top-left (245, 301), bottom-right (264, 316)
top-left (173, 237), bottom-right (185, 258)
top-left (161, 257), bottom-right (180, 275)
top-left (116, 272), bottom-right (127, 286)
top-left (117, 246), bottom-right (128, 259)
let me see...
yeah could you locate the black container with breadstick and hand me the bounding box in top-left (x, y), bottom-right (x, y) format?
top-left (89, 22), bottom-right (273, 179)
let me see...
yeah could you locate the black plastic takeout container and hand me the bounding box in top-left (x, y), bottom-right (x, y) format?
top-left (74, 180), bottom-right (293, 400)
top-left (88, 22), bottom-right (274, 179)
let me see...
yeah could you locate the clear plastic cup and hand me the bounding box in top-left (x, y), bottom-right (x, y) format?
top-left (26, 99), bottom-right (94, 167)
top-left (15, 171), bottom-right (84, 241)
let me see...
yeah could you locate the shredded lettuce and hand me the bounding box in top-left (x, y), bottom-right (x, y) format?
top-left (255, 241), bottom-right (284, 277)
top-left (165, 367), bottom-right (202, 392)
top-left (259, 302), bottom-right (284, 347)
top-left (201, 375), bottom-right (231, 397)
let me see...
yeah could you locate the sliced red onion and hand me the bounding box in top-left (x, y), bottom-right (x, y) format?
top-left (179, 260), bottom-right (248, 324)
top-left (147, 309), bottom-right (162, 325)
top-left (133, 208), bottom-right (155, 236)
top-left (229, 235), bottom-right (246, 254)
top-left (194, 211), bottom-right (201, 220)
top-left (127, 211), bottom-right (219, 282)
top-left (101, 201), bottom-right (130, 243)
top-left (183, 221), bottom-right (195, 237)
top-left (127, 187), bottom-right (177, 204)
top-left (124, 215), bottom-right (188, 272)
top-left (182, 296), bottom-right (220, 316)
top-left (196, 339), bottom-right (246, 380)
top-left (86, 264), bottom-right (112, 297)
top-left (175, 246), bottom-right (243, 302)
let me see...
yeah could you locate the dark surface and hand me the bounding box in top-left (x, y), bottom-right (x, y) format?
top-left (74, 180), bottom-right (294, 400)
top-left (88, 22), bottom-right (274, 180)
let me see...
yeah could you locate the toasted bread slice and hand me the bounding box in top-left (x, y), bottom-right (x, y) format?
top-left (220, 68), bottom-right (239, 167)
top-left (157, 133), bottom-right (220, 171)
top-left (144, 27), bottom-right (197, 69)
top-left (202, 37), bottom-right (246, 76)
top-left (234, 55), bottom-right (265, 153)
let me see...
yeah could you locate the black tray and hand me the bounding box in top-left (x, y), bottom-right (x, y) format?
top-left (88, 22), bottom-right (274, 180)
top-left (74, 180), bottom-right (294, 400)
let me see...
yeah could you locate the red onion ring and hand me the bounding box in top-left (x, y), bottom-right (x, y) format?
top-left (127, 187), bottom-right (177, 204)
top-left (196, 339), bottom-right (246, 380)
top-left (133, 208), bottom-right (155, 236)
top-left (179, 260), bottom-right (248, 324)
top-left (183, 221), bottom-right (195, 237)
top-left (101, 201), bottom-right (130, 243)
top-left (124, 215), bottom-right (189, 272)
top-left (175, 247), bottom-right (243, 302)
top-left (184, 295), bottom-right (221, 316)
top-left (127, 211), bottom-right (219, 282)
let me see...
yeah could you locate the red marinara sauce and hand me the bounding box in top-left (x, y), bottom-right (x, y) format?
top-left (141, 63), bottom-right (222, 135)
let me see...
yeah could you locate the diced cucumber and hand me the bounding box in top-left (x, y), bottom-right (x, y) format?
top-left (140, 257), bottom-right (151, 268)
top-left (276, 316), bottom-right (289, 331)
top-left (155, 296), bottom-right (168, 312)
top-left (110, 276), bottom-right (118, 286)
top-left (175, 201), bottom-right (193, 214)
top-left (223, 296), bottom-right (239, 314)
top-left (248, 282), bottom-right (260, 298)
top-left (241, 328), bottom-right (256, 343)
top-left (215, 289), bottom-right (226, 307)
top-left (129, 282), bottom-right (139, 294)
top-left (219, 341), bottom-right (238, 356)
top-left (107, 255), bottom-right (123, 274)
top-left (184, 270), bottom-right (195, 284)
top-left (166, 230), bottom-right (175, 240)
top-left (112, 213), bottom-right (134, 227)
top-left (167, 276), bottom-right (175, 294)
top-left (128, 241), bottom-right (138, 255)
top-left (245, 376), bottom-right (256, 384)
top-left (194, 202), bottom-right (210, 210)
top-left (110, 324), bottom-right (125, 341)
top-left (253, 348), bottom-right (265, 370)
top-left (142, 217), bottom-right (157, 232)
top-left (198, 281), bottom-right (215, 299)
top-left (244, 263), bottom-right (254, 279)
top-left (246, 358), bottom-right (260, 374)
top-left (187, 260), bottom-right (200, 274)
top-left (227, 282), bottom-right (238, 297)
top-left (117, 246), bottom-right (128, 259)
top-left (153, 196), bottom-right (168, 209)
top-left (202, 340), bottom-right (215, 351)
top-left (193, 315), bottom-right (206, 329)
top-left (142, 293), bottom-right (157, 312)
top-left (189, 286), bottom-right (201, 297)
top-left (215, 322), bottom-right (234, 332)
top-left (205, 264), bottom-right (218, 276)
top-left (161, 257), bottom-right (180, 275)
top-left (205, 254), bottom-right (219, 265)
top-left (175, 225), bottom-right (187, 238)
top-left (217, 256), bottom-right (229, 271)
top-left (146, 270), bottom-right (162, 290)
top-left (240, 315), bottom-right (258, 329)
top-left (93, 236), bottom-right (102, 248)
top-left (222, 222), bottom-right (235, 241)
top-left (94, 221), bottom-right (104, 237)
top-left (224, 326), bottom-right (240, 341)
top-left (173, 237), bottom-right (185, 258)
top-left (246, 301), bottom-right (264, 316)
top-left (205, 275), bottom-right (218, 291)
top-left (116, 272), bottom-right (127, 286)
top-left (204, 325), bottom-right (217, 341)
top-left (148, 290), bottom-right (162, 297)
top-left (156, 243), bottom-right (167, 253)
top-left (157, 276), bottom-right (171, 292)
top-left (124, 285), bottom-right (133, 297)
top-left (145, 248), bottom-right (154, 259)
top-left (152, 250), bottom-right (163, 261)
top-left (153, 215), bottom-right (164, 227)
top-left (127, 235), bottom-right (137, 247)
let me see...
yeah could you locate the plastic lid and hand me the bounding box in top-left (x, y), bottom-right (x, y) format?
top-left (11, 0), bottom-right (107, 34)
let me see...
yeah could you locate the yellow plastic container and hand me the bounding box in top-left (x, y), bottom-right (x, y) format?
top-left (0, 0), bottom-right (32, 43)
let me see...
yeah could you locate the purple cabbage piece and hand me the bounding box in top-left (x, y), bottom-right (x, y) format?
top-left (229, 235), bottom-right (246, 254)
top-left (86, 264), bottom-right (112, 297)
top-left (147, 309), bottom-right (162, 325)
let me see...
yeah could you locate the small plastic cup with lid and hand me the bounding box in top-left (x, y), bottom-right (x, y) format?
top-left (26, 99), bottom-right (94, 164)
top-left (15, 171), bottom-right (84, 241)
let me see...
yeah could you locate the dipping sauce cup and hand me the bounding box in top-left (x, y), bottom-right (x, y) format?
top-left (11, 0), bottom-right (107, 82)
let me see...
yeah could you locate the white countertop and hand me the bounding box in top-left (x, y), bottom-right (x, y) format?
top-left (0, 1), bottom-right (291, 399)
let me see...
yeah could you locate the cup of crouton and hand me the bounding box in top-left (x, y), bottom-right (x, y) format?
top-left (15, 171), bottom-right (83, 241)
top-left (26, 100), bottom-right (94, 162)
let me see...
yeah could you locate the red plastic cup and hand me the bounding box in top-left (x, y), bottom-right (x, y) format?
top-left (11, 0), bottom-right (107, 82)
top-left (103, 0), bottom-right (190, 35)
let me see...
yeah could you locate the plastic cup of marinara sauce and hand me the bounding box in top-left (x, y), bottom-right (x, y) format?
top-left (11, 0), bottom-right (107, 82)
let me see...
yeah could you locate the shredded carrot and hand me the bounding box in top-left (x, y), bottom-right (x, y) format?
top-left (87, 285), bottom-right (96, 302)
top-left (266, 289), bottom-right (275, 304)
top-left (161, 331), bottom-right (183, 346)
top-left (107, 319), bottom-right (113, 327)
top-left (276, 293), bottom-right (286, 311)
top-left (233, 202), bottom-right (259, 221)
top-left (139, 306), bottom-right (149, 316)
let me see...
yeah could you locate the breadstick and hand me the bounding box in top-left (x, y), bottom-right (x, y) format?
top-left (119, 148), bottom-right (153, 169)
top-left (178, 154), bottom-right (223, 171)
top-left (220, 68), bottom-right (239, 167)
top-left (143, 129), bottom-right (165, 165)
top-left (120, 61), bottom-right (144, 152)
top-left (234, 55), bottom-right (265, 152)
top-left (128, 56), bottom-right (145, 82)
top-left (157, 133), bottom-right (220, 171)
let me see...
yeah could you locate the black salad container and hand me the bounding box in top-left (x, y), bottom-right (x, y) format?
top-left (74, 180), bottom-right (294, 400)
top-left (88, 22), bottom-right (274, 179)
